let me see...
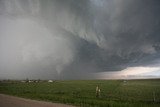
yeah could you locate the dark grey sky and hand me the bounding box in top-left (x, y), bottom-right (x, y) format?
top-left (0, 0), bottom-right (160, 79)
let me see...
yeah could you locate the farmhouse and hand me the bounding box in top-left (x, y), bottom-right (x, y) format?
top-left (48, 80), bottom-right (53, 83)
top-left (29, 80), bottom-right (33, 83)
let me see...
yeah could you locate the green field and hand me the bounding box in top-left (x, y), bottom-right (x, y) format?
top-left (0, 79), bottom-right (160, 107)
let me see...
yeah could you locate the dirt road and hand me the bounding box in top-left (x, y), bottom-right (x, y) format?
top-left (0, 94), bottom-right (75, 107)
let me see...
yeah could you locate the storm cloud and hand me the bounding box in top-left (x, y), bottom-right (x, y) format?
top-left (0, 0), bottom-right (160, 79)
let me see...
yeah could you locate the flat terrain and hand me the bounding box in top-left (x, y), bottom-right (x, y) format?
top-left (0, 79), bottom-right (160, 107)
top-left (0, 94), bottom-right (75, 107)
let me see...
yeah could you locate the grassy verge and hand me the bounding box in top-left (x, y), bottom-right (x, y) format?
top-left (0, 79), bottom-right (160, 107)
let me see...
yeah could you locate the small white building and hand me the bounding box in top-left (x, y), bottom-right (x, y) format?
top-left (29, 80), bottom-right (33, 83)
top-left (48, 80), bottom-right (53, 83)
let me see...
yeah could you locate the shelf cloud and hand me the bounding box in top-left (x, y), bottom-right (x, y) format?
top-left (0, 0), bottom-right (160, 79)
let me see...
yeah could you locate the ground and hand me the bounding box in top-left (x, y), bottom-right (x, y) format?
top-left (0, 94), bottom-right (75, 107)
top-left (0, 79), bottom-right (160, 107)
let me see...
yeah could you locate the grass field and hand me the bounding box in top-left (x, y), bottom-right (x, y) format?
top-left (0, 79), bottom-right (160, 107)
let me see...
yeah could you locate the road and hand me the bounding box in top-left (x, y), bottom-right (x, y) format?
top-left (0, 94), bottom-right (75, 107)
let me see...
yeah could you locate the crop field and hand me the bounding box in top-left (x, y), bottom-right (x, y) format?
top-left (0, 79), bottom-right (160, 107)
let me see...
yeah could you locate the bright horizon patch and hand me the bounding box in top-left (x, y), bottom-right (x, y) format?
top-left (96, 66), bottom-right (160, 79)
